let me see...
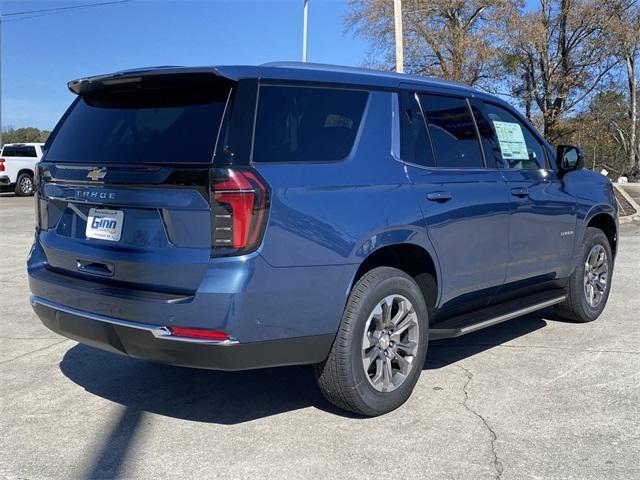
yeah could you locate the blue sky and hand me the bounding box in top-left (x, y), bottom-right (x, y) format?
top-left (1, 0), bottom-right (369, 130)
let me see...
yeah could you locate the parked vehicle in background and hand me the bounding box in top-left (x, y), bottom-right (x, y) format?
top-left (0, 143), bottom-right (44, 196)
top-left (28, 63), bottom-right (618, 416)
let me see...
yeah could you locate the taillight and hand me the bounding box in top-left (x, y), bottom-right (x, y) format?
top-left (210, 167), bottom-right (270, 256)
top-left (34, 164), bottom-right (47, 230)
top-left (0, 158), bottom-right (5, 172)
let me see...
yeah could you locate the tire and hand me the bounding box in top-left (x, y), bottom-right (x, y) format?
top-left (15, 173), bottom-right (34, 197)
top-left (315, 267), bottom-right (429, 416)
top-left (555, 227), bottom-right (613, 323)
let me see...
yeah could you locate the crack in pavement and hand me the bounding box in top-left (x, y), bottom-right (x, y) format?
top-left (455, 363), bottom-right (504, 480)
top-left (430, 358), bottom-right (504, 480)
top-left (0, 339), bottom-right (70, 365)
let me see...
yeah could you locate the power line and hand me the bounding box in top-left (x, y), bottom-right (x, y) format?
top-left (3, 0), bottom-right (132, 16)
top-left (2, 0), bottom-right (133, 22)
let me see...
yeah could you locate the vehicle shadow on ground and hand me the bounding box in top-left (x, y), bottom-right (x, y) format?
top-left (60, 311), bottom-right (551, 479)
top-left (60, 310), bottom-right (551, 424)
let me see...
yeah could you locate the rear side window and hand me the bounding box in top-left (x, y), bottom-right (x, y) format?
top-left (44, 81), bottom-right (231, 164)
top-left (252, 86), bottom-right (368, 163)
top-left (1, 146), bottom-right (16, 157)
top-left (1, 146), bottom-right (37, 157)
top-left (481, 103), bottom-right (546, 170)
top-left (399, 91), bottom-right (435, 167)
top-left (418, 95), bottom-right (484, 168)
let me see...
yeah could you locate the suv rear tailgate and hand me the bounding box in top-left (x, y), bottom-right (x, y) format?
top-left (38, 164), bottom-right (212, 293)
top-left (36, 70), bottom-right (234, 294)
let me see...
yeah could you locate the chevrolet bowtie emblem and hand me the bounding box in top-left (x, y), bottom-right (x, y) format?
top-left (86, 168), bottom-right (107, 181)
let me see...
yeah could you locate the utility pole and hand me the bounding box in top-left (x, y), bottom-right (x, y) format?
top-left (393, 0), bottom-right (404, 73)
top-left (302, 0), bottom-right (309, 62)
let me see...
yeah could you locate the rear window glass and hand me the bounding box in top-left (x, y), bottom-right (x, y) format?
top-left (399, 91), bottom-right (435, 167)
top-left (252, 86), bottom-right (368, 163)
top-left (418, 94), bottom-right (484, 168)
top-left (44, 83), bottom-right (230, 164)
top-left (2, 146), bottom-right (37, 157)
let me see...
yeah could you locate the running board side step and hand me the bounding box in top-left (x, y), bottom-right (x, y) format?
top-left (429, 290), bottom-right (566, 340)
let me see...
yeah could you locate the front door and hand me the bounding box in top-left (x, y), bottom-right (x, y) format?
top-left (478, 102), bottom-right (577, 292)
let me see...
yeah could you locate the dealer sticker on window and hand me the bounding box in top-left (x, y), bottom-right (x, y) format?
top-left (86, 208), bottom-right (124, 242)
top-left (493, 121), bottom-right (529, 161)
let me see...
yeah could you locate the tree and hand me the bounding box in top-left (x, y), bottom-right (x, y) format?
top-left (345, 0), bottom-right (509, 87)
top-left (607, 0), bottom-right (640, 173)
top-left (564, 90), bottom-right (636, 177)
top-left (502, 0), bottom-right (618, 142)
top-left (1, 127), bottom-right (50, 146)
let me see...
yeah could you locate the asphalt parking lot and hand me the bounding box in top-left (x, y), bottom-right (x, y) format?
top-left (622, 182), bottom-right (640, 205)
top-left (1, 195), bottom-right (639, 480)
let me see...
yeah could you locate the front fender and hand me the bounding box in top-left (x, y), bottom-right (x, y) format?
top-left (583, 203), bottom-right (618, 231)
top-left (562, 169), bottom-right (617, 275)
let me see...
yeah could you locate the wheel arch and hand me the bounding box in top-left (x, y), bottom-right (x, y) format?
top-left (17, 168), bottom-right (35, 178)
top-left (349, 242), bottom-right (440, 315)
top-left (584, 208), bottom-right (618, 257)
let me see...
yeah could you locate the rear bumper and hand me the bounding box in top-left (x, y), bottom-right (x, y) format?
top-left (28, 234), bottom-right (353, 343)
top-left (31, 296), bottom-right (334, 370)
top-left (0, 175), bottom-right (11, 186)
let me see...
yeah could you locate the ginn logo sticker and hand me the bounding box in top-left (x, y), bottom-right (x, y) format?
top-left (91, 217), bottom-right (118, 232)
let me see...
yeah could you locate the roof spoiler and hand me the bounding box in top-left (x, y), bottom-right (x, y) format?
top-left (67, 67), bottom-right (234, 96)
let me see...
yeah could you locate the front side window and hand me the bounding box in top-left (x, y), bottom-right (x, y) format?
top-left (399, 91), bottom-right (434, 167)
top-left (252, 85), bottom-right (368, 163)
top-left (481, 103), bottom-right (546, 170)
top-left (21, 146), bottom-right (37, 157)
top-left (418, 94), bottom-right (484, 168)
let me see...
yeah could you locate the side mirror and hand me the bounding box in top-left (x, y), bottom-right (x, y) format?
top-left (556, 145), bottom-right (584, 174)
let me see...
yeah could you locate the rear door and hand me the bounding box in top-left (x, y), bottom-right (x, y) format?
top-left (476, 101), bottom-right (577, 291)
top-left (399, 91), bottom-right (511, 316)
top-left (36, 72), bottom-right (234, 293)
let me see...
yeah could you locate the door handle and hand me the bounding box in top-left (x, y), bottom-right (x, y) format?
top-left (426, 191), bottom-right (452, 202)
top-left (510, 187), bottom-right (529, 197)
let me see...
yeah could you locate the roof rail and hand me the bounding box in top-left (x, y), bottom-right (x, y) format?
top-left (260, 61), bottom-right (469, 88)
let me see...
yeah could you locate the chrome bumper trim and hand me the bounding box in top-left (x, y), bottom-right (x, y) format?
top-left (29, 296), bottom-right (239, 345)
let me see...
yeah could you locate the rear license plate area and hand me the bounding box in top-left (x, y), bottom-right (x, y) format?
top-left (86, 208), bottom-right (124, 241)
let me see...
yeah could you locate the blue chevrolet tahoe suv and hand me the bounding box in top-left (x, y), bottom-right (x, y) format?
top-left (28, 63), bottom-right (618, 416)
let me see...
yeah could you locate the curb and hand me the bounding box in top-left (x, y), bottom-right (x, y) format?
top-left (613, 184), bottom-right (640, 224)
top-left (619, 214), bottom-right (640, 224)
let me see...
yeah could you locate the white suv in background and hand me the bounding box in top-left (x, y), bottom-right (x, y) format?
top-left (0, 143), bottom-right (44, 196)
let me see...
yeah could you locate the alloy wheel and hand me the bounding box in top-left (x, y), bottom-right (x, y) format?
top-left (19, 176), bottom-right (33, 195)
top-left (361, 294), bottom-right (420, 392)
top-left (583, 244), bottom-right (608, 308)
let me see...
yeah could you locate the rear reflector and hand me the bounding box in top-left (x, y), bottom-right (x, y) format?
top-left (168, 327), bottom-right (230, 341)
